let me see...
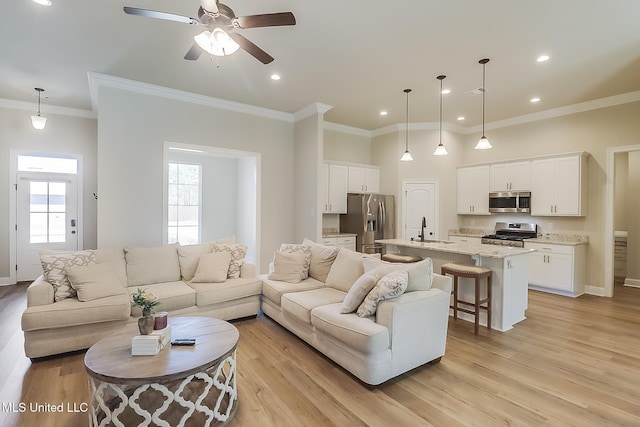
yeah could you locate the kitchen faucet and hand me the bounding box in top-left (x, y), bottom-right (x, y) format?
top-left (418, 216), bottom-right (427, 242)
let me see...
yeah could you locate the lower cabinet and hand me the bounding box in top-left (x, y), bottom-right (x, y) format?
top-left (322, 236), bottom-right (356, 251)
top-left (524, 242), bottom-right (587, 297)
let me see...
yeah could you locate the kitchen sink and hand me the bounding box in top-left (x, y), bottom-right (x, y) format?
top-left (413, 239), bottom-right (456, 244)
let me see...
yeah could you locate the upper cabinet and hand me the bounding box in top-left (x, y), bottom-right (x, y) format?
top-left (530, 153), bottom-right (587, 216)
top-left (490, 161), bottom-right (530, 191)
top-left (457, 165), bottom-right (490, 215)
top-left (348, 166), bottom-right (380, 194)
top-left (322, 163), bottom-right (348, 214)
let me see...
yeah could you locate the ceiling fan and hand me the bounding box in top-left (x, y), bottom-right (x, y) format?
top-left (123, 0), bottom-right (296, 64)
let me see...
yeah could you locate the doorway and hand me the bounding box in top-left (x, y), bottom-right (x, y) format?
top-left (402, 180), bottom-right (439, 241)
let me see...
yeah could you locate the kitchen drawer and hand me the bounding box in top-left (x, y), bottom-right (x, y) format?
top-left (525, 242), bottom-right (574, 255)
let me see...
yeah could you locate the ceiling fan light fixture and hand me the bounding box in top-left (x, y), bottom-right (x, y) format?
top-left (31, 87), bottom-right (47, 130)
top-left (194, 28), bottom-right (240, 56)
top-left (474, 58), bottom-right (493, 150)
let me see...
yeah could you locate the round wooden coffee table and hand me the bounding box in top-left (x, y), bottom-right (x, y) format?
top-left (84, 316), bottom-right (239, 427)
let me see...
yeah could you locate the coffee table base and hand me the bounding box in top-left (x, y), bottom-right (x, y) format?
top-left (88, 350), bottom-right (237, 427)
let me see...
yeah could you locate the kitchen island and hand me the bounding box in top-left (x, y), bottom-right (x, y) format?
top-left (377, 239), bottom-right (534, 332)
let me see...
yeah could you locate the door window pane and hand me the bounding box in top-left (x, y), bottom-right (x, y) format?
top-left (29, 181), bottom-right (66, 243)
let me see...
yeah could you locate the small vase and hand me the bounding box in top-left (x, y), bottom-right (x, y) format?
top-left (138, 315), bottom-right (155, 335)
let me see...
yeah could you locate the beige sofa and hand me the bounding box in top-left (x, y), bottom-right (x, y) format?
top-left (21, 242), bottom-right (262, 359)
top-left (261, 242), bottom-right (453, 385)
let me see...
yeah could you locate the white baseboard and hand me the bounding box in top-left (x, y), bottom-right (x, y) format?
top-left (624, 278), bottom-right (640, 288)
top-left (0, 277), bottom-right (14, 286)
top-left (584, 285), bottom-right (608, 296)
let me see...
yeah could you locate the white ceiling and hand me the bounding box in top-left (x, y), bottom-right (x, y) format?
top-left (3, 0), bottom-right (640, 130)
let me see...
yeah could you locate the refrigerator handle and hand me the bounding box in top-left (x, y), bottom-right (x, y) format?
top-left (380, 201), bottom-right (385, 228)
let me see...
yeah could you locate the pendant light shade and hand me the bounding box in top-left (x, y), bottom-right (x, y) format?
top-left (401, 88), bottom-right (414, 161)
top-left (474, 58), bottom-right (492, 150)
top-left (31, 88), bottom-right (47, 130)
top-left (433, 75), bottom-right (448, 156)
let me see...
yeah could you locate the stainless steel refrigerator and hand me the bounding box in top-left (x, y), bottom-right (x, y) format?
top-left (340, 193), bottom-right (395, 254)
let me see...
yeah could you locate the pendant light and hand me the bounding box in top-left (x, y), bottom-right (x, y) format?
top-left (31, 88), bottom-right (47, 130)
top-left (433, 75), bottom-right (448, 156)
top-left (400, 88), bottom-right (414, 161)
top-left (474, 58), bottom-right (492, 150)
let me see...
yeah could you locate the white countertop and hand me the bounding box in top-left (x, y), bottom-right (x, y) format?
top-left (376, 239), bottom-right (534, 259)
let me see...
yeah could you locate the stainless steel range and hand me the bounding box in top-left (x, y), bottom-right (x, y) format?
top-left (481, 222), bottom-right (537, 247)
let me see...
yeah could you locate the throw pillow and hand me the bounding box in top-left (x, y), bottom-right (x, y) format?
top-left (177, 242), bottom-right (215, 281)
top-left (191, 251), bottom-right (232, 283)
top-left (268, 251), bottom-right (308, 283)
top-left (40, 250), bottom-right (96, 302)
top-left (213, 243), bottom-right (247, 279)
top-left (325, 248), bottom-right (365, 292)
top-left (66, 263), bottom-right (126, 302)
top-left (279, 243), bottom-right (312, 279)
top-left (363, 257), bottom-right (433, 292)
top-left (357, 270), bottom-right (409, 317)
top-left (302, 238), bottom-right (339, 282)
top-left (340, 271), bottom-right (381, 313)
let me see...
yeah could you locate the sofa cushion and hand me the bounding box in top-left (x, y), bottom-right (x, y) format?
top-left (341, 271), bottom-right (382, 314)
top-left (279, 243), bottom-right (312, 279)
top-left (67, 263), bottom-right (128, 302)
top-left (311, 303), bottom-right (390, 355)
top-left (302, 238), bottom-right (339, 282)
top-left (213, 243), bottom-right (247, 279)
top-left (363, 257), bottom-right (433, 292)
top-left (357, 270), bottom-right (408, 317)
top-left (281, 288), bottom-right (346, 325)
top-left (268, 251), bottom-right (307, 283)
top-left (177, 242), bottom-right (215, 281)
top-left (128, 281), bottom-right (196, 315)
top-left (261, 276), bottom-right (325, 306)
top-left (21, 293), bottom-right (131, 332)
top-left (191, 251), bottom-right (231, 283)
top-left (125, 244), bottom-right (181, 287)
top-left (92, 248), bottom-right (127, 287)
top-left (325, 248), bottom-right (365, 292)
top-left (40, 250), bottom-right (97, 302)
top-left (188, 277), bottom-right (263, 306)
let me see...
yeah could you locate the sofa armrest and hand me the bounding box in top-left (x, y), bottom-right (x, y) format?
top-left (431, 272), bottom-right (452, 294)
top-left (26, 275), bottom-right (55, 307)
top-left (240, 262), bottom-right (256, 278)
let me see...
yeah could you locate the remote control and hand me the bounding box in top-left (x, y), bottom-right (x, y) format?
top-left (171, 338), bottom-right (196, 346)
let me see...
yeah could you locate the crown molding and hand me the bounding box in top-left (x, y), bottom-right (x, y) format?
top-left (323, 121), bottom-right (371, 137)
top-left (87, 72), bottom-right (295, 123)
top-left (0, 98), bottom-right (96, 119)
top-left (294, 103), bottom-right (333, 122)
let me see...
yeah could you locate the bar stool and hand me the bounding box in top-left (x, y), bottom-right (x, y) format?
top-left (381, 253), bottom-right (423, 263)
top-left (441, 263), bottom-right (492, 335)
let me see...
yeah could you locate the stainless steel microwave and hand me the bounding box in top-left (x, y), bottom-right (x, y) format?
top-left (489, 191), bottom-right (531, 213)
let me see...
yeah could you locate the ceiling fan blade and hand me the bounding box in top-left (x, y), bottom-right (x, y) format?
top-left (123, 7), bottom-right (200, 25)
top-left (200, 0), bottom-right (219, 14)
top-left (184, 43), bottom-right (203, 61)
top-left (229, 33), bottom-right (274, 64)
top-left (234, 12), bottom-right (296, 29)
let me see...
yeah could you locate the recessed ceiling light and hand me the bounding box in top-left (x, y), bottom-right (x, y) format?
top-left (379, 111), bottom-right (388, 116)
top-left (457, 116), bottom-right (465, 121)
top-left (270, 74), bottom-right (281, 81)
top-left (32, 0), bottom-right (52, 5)
top-left (441, 89), bottom-right (451, 95)
top-left (530, 97), bottom-right (541, 103)
top-left (536, 55), bottom-right (550, 62)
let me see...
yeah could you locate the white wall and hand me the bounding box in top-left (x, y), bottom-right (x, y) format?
top-left (0, 106), bottom-right (97, 282)
top-left (324, 129), bottom-right (371, 164)
top-left (626, 151), bottom-right (640, 281)
top-left (294, 114), bottom-right (322, 242)
top-left (96, 86), bottom-right (294, 273)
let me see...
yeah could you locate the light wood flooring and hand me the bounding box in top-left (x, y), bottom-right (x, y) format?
top-left (1, 283), bottom-right (640, 426)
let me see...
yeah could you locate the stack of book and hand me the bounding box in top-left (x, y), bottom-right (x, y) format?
top-left (131, 325), bottom-right (172, 356)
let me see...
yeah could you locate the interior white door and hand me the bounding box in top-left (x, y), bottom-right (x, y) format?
top-left (403, 181), bottom-right (437, 241)
top-left (16, 173), bottom-right (79, 281)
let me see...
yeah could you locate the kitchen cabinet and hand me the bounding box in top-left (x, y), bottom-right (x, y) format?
top-left (530, 154), bottom-right (587, 216)
top-left (447, 235), bottom-right (482, 245)
top-left (322, 235), bottom-right (356, 251)
top-left (524, 241), bottom-right (586, 297)
top-left (490, 161), bottom-right (530, 191)
top-left (348, 166), bottom-right (380, 194)
top-left (321, 163), bottom-right (348, 214)
top-left (457, 165), bottom-right (490, 215)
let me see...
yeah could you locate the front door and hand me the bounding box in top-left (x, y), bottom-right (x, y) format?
top-left (403, 180), bottom-right (438, 241)
top-left (16, 173), bottom-right (79, 281)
